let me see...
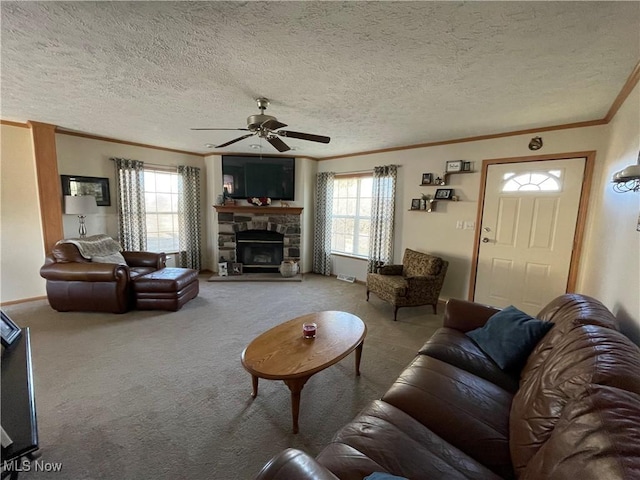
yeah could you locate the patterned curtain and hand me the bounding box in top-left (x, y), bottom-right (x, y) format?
top-left (312, 172), bottom-right (335, 275)
top-left (367, 165), bottom-right (397, 273)
top-left (113, 158), bottom-right (147, 251)
top-left (177, 165), bottom-right (202, 270)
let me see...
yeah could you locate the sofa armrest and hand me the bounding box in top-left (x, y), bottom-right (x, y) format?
top-left (255, 449), bottom-right (339, 480)
top-left (122, 251), bottom-right (166, 269)
top-left (378, 264), bottom-right (403, 275)
top-left (40, 262), bottom-right (128, 282)
top-left (443, 298), bottom-right (501, 332)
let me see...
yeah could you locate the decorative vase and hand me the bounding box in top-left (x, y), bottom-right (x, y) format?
top-left (279, 261), bottom-right (299, 278)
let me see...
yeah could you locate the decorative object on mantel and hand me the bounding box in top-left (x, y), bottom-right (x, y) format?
top-left (248, 197), bottom-right (271, 206)
top-left (280, 201), bottom-right (291, 208)
top-left (279, 260), bottom-right (299, 278)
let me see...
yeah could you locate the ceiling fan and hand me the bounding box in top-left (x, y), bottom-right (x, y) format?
top-left (191, 97), bottom-right (330, 152)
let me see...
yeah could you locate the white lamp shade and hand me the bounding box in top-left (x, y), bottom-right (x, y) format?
top-left (64, 195), bottom-right (98, 215)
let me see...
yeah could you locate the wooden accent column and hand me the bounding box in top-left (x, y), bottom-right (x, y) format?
top-left (28, 121), bottom-right (63, 253)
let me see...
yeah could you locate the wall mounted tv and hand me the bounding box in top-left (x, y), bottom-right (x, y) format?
top-left (222, 155), bottom-right (295, 200)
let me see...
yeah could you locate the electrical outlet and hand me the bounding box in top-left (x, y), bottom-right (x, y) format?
top-left (464, 221), bottom-right (476, 230)
top-left (456, 220), bottom-right (464, 229)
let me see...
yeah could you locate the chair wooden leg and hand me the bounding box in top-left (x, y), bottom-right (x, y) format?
top-left (366, 290), bottom-right (370, 301)
top-left (432, 303), bottom-right (437, 314)
top-left (393, 306), bottom-right (399, 321)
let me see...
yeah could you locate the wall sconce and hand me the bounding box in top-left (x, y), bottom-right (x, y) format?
top-left (64, 195), bottom-right (98, 237)
top-left (528, 136), bottom-right (543, 151)
top-left (612, 152), bottom-right (640, 193)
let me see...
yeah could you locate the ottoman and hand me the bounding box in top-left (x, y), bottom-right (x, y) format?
top-left (133, 268), bottom-right (199, 311)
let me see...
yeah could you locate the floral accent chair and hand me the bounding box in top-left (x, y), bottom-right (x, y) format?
top-left (366, 249), bottom-right (448, 321)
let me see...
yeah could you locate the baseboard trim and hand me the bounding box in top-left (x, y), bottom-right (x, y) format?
top-left (1, 296), bottom-right (47, 307)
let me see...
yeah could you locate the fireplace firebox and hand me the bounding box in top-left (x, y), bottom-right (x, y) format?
top-left (236, 230), bottom-right (284, 273)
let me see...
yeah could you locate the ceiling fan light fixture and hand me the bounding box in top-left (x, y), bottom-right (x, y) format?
top-left (204, 143), bottom-right (215, 148)
top-left (249, 144), bottom-right (262, 150)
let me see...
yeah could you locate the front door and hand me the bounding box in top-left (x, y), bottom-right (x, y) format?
top-left (473, 158), bottom-right (586, 315)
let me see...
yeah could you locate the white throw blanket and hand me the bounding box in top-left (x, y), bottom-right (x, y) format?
top-left (58, 234), bottom-right (123, 260)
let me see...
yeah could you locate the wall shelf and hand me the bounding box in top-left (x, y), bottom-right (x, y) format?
top-left (420, 170), bottom-right (475, 187)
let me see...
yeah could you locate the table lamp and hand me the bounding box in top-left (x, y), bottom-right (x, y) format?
top-left (64, 195), bottom-right (98, 238)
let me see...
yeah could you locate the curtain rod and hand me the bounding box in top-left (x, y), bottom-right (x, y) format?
top-left (109, 158), bottom-right (178, 171)
top-left (333, 165), bottom-right (402, 176)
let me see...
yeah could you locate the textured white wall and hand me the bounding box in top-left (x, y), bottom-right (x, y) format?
top-left (317, 126), bottom-right (609, 302)
top-left (578, 83), bottom-right (640, 344)
top-left (0, 124), bottom-right (46, 302)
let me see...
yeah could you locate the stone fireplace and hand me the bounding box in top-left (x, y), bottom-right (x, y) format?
top-left (214, 205), bottom-right (303, 273)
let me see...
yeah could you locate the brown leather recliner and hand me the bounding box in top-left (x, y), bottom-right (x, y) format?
top-left (40, 243), bottom-right (166, 313)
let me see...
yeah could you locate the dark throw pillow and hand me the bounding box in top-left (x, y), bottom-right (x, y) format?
top-left (466, 305), bottom-right (554, 373)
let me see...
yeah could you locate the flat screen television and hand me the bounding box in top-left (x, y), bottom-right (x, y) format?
top-left (222, 155), bottom-right (295, 200)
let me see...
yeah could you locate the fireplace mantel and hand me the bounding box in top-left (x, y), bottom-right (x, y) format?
top-left (214, 205), bottom-right (303, 215)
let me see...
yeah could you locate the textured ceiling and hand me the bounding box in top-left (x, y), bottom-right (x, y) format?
top-left (1, 2), bottom-right (639, 158)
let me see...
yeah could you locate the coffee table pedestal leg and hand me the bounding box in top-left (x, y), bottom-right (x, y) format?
top-left (283, 377), bottom-right (310, 434)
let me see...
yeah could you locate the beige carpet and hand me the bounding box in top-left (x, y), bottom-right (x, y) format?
top-left (4, 274), bottom-right (443, 480)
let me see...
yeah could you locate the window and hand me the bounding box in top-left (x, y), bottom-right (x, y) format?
top-left (144, 169), bottom-right (180, 253)
top-left (331, 175), bottom-right (372, 257)
top-left (502, 170), bottom-right (562, 192)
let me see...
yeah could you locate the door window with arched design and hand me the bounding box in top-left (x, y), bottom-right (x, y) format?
top-left (501, 170), bottom-right (562, 192)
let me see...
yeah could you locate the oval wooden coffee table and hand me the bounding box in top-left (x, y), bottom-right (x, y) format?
top-left (241, 311), bottom-right (366, 434)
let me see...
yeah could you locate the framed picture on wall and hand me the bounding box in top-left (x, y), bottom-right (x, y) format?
top-left (61, 175), bottom-right (111, 206)
top-left (421, 173), bottom-right (432, 185)
top-left (410, 199), bottom-right (421, 210)
top-left (435, 188), bottom-right (454, 200)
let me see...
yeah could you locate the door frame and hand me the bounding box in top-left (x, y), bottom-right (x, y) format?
top-left (468, 150), bottom-right (596, 301)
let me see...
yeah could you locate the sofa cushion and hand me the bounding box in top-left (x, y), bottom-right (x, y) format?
top-left (419, 328), bottom-right (519, 393)
top-left (402, 249), bottom-right (442, 277)
top-left (381, 356), bottom-right (514, 478)
top-left (316, 400), bottom-right (502, 480)
top-left (510, 324), bottom-right (640, 476)
top-left (367, 273), bottom-right (407, 298)
top-left (466, 306), bottom-right (554, 372)
top-left (520, 385), bottom-right (640, 480)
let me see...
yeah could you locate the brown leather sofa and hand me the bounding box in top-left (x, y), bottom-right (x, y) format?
top-left (40, 242), bottom-right (166, 313)
top-left (254, 294), bottom-right (640, 480)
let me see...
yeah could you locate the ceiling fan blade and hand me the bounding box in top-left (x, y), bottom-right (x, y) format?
top-left (261, 119), bottom-right (287, 130)
top-left (277, 130), bottom-right (330, 144)
top-left (191, 128), bottom-right (250, 131)
top-left (215, 133), bottom-right (255, 148)
top-left (267, 136), bottom-right (291, 152)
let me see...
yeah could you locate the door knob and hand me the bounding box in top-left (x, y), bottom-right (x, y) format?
top-left (482, 237), bottom-right (490, 243)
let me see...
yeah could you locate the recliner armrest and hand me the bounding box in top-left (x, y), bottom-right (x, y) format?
top-left (255, 449), bottom-right (339, 480)
top-left (443, 298), bottom-right (501, 332)
top-left (122, 251), bottom-right (166, 269)
top-left (40, 262), bottom-right (128, 282)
